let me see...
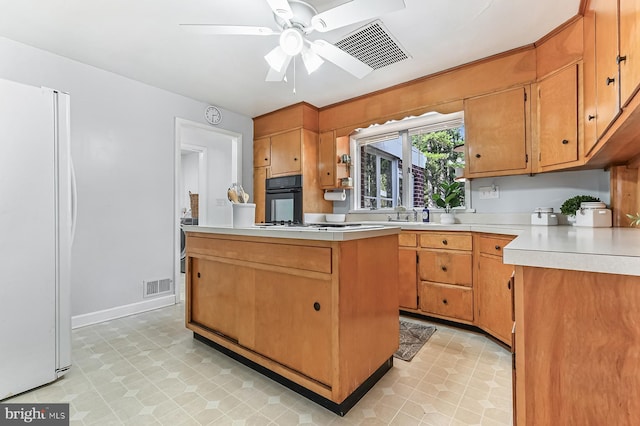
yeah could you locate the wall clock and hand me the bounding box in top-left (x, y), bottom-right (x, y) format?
top-left (204, 105), bottom-right (222, 125)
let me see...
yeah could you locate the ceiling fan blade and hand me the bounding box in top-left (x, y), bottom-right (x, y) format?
top-left (265, 0), bottom-right (293, 20)
top-left (266, 55), bottom-right (292, 81)
top-left (309, 40), bottom-right (373, 79)
top-left (311, 0), bottom-right (406, 32)
top-left (179, 24), bottom-right (276, 36)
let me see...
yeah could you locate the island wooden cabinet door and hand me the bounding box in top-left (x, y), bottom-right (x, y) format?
top-left (465, 86), bottom-right (529, 176)
top-left (270, 129), bottom-right (302, 176)
top-left (189, 258), bottom-right (242, 341)
top-left (537, 64), bottom-right (579, 168)
top-left (252, 271), bottom-right (332, 386)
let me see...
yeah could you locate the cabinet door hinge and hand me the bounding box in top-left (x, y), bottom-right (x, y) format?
top-left (416, 253), bottom-right (419, 263)
top-left (524, 91), bottom-right (527, 102)
top-left (525, 154), bottom-right (529, 163)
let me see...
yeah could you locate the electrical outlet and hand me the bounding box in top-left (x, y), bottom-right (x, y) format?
top-left (479, 186), bottom-right (499, 200)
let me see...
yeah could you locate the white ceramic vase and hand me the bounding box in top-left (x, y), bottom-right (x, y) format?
top-left (440, 213), bottom-right (455, 224)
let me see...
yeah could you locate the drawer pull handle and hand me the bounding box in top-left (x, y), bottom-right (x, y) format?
top-left (475, 154), bottom-right (481, 158)
top-left (442, 299), bottom-right (448, 305)
top-left (561, 139), bottom-right (569, 145)
top-left (442, 239), bottom-right (448, 245)
top-left (617, 55), bottom-right (627, 64)
top-left (606, 76), bottom-right (615, 86)
top-left (508, 280), bottom-right (511, 290)
top-left (294, 157), bottom-right (298, 161)
top-left (495, 245), bottom-right (501, 250)
top-left (441, 266), bottom-right (447, 272)
top-left (588, 115), bottom-right (596, 121)
top-left (197, 272), bottom-right (201, 278)
top-left (264, 157), bottom-right (268, 161)
top-left (313, 302), bottom-right (321, 311)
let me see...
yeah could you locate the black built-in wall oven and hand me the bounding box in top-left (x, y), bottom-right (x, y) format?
top-left (265, 174), bottom-right (303, 224)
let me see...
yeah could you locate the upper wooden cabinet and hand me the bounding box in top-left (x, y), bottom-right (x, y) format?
top-left (537, 64), bottom-right (580, 168)
top-left (318, 131), bottom-right (350, 189)
top-left (619, 0), bottom-right (640, 107)
top-left (253, 137), bottom-right (270, 168)
top-left (583, 0), bottom-right (621, 154)
top-left (271, 129), bottom-right (303, 176)
top-left (464, 86), bottom-right (530, 177)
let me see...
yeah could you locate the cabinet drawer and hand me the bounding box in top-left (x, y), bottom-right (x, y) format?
top-left (478, 235), bottom-right (514, 257)
top-left (399, 232), bottom-right (417, 247)
top-left (420, 281), bottom-right (473, 321)
top-left (418, 250), bottom-right (472, 286)
top-left (420, 232), bottom-right (472, 251)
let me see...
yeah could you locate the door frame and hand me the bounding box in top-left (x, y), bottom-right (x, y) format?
top-left (174, 117), bottom-right (243, 303)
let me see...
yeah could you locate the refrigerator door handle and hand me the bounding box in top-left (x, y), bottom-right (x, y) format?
top-left (70, 156), bottom-right (78, 244)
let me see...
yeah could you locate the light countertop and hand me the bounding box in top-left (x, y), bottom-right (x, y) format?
top-left (371, 221), bottom-right (640, 276)
top-left (183, 224), bottom-right (401, 242)
top-left (185, 222), bottom-right (640, 276)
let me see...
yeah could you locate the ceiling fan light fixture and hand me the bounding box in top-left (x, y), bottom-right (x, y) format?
top-left (301, 45), bottom-right (324, 74)
top-left (279, 28), bottom-right (304, 56)
top-left (264, 45), bottom-right (289, 71)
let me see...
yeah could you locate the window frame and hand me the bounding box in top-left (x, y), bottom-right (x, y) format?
top-left (350, 111), bottom-right (470, 212)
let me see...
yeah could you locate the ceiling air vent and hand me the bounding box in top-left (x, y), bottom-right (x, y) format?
top-left (334, 20), bottom-right (411, 70)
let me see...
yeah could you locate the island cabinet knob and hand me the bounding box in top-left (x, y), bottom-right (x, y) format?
top-left (313, 302), bottom-right (321, 311)
top-left (442, 299), bottom-right (448, 305)
top-left (562, 139), bottom-right (569, 145)
top-left (495, 245), bottom-right (501, 251)
top-left (197, 272), bottom-right (201, 278)
top-left (441, 265), bottom-right (447, 272)
top-left (442, 239), bottom-right (448, 245)
top-left (475, 153), bottom-right (481, 158)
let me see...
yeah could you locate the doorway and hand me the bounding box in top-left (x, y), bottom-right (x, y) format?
top-left (174, 117), bottom-right (243, 303)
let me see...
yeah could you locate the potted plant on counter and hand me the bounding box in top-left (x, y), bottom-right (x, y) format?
top-left (560, 195), bottom-right (601, 224)
top-left (432, 180), bottom-right (463, 224)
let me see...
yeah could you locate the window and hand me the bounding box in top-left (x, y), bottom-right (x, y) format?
top-left (353, 112), bottom-right (465, 210)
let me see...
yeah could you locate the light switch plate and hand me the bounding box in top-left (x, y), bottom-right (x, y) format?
top-left (479, 186), bottom-right (499, 199)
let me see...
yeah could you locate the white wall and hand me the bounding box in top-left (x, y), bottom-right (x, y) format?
top-left (0, 36), bottom-right (254, 321)
top-left (470, 169), bottom-right (610, 213)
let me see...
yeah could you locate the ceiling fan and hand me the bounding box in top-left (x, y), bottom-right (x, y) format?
top-left (180, 0), bottom-right (406, 82)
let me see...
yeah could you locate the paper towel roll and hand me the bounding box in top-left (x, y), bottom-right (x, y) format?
top-left (324, 190), bottom-right (346, 201)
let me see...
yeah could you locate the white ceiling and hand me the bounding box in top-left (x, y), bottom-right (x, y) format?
top-left (0, 0), bottom-right (580, 118)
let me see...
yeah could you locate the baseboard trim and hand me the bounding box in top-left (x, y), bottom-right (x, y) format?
top-left (72, 295), bottom-right (176, 329)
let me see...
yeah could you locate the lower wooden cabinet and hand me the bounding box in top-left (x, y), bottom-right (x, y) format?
top-left (252, 270), bottom-right (332, 385)
top-left (419, 281), bottom-right (473, 321)
top-left (398, 230), bottom-right (515, 345)
top-left (514, 266), bottom-right (640, 425)
top-left (186, 231), bottom-right (399, 407)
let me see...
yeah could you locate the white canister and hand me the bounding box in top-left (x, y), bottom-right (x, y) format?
top-left (232, 203), bottom-right (256, 228)
top-left (531, 207), bottom-right (558, 226)
top-left (575, 202), bottom-right (612, 227)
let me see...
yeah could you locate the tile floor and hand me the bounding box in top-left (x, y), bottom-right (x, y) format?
top-left (5, 276), bottom-right (513, 425)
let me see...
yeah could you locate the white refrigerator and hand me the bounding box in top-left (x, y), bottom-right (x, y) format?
top-left (0, 77), bottom-right (74, 399)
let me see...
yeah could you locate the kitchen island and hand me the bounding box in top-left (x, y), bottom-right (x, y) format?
top-left (182, 224), bottom-right (400, 415)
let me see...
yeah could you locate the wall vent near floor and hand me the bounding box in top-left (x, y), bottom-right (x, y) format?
top-left (143, 278), bottom-right (173, 298)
